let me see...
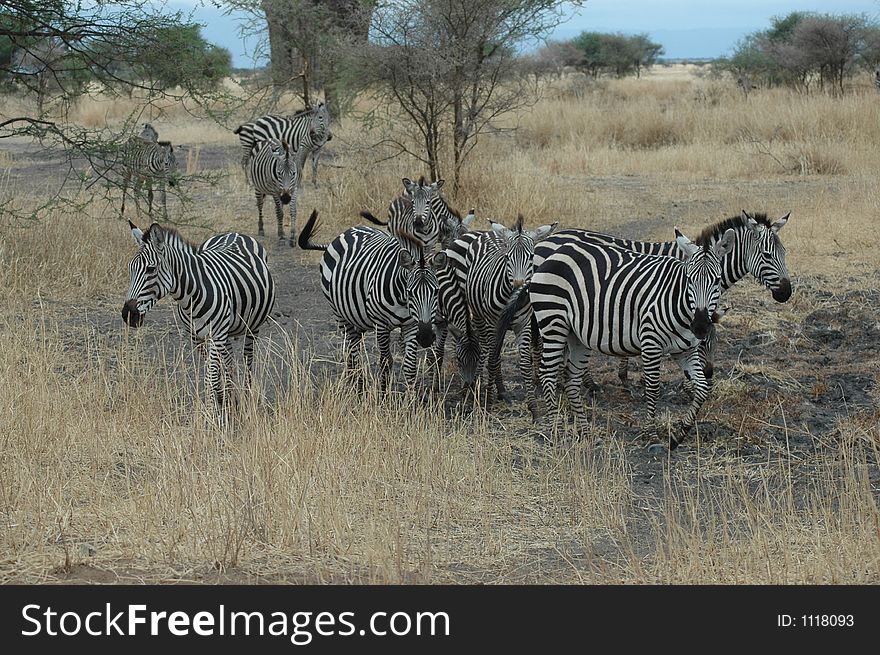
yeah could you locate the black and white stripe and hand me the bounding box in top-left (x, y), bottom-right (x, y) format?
top-left (120, 124), bottom-right (177, 221)
top-left (527, 227), bottom-right (734, 449)
top-left (245, 137), bottom-right (300, 246)
top-left (234, 104), bottom-right (332, 187)
top-left (445, 216), bottom-right (556, 414)
top-left (122, 221), bottom-right (276, 419)
top-left (298, 209), bottom-right (448, 390)
top-left (534, 210), bottom-right (792, 385)
top-left (360, 177), bottom-right (445, 250)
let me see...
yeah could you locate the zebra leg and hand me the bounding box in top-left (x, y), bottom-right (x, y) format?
top-left (243, 332), bottom-right (257, 387)
top-left (339, 322), bottom-right (366, 389)
top-left (255, 192), bottom-right (265, 237)
top-left (204, 340), bottom-right (228, 425)
top-left (640, 345), bottom-right (664, 448)
top-left (132, 176), bottom-right (143, 218)
top-left (671, 348), bottom-right (711, 449)
top-left (120, 171), bottom-right (130, 217)
top-left (514, 321), bottom-right (539, 419)
top-left (146, 183), bottom-right (154, 221)
top-left (273, 195), bottom-right (285, 243)
top-left (376, 326), bottom-right (394, 392)
top-left (288, 192), bottom-right (297, 247)
top-left (537, 324), bottom-right (569, 435)
top-left (475, 318), bottom-right (496, 405)
top-left (401, 323), bottom-right (423, 391)
top-left (431, 322), bottom-right (448, 391)
top-left (563, 336), bottom-right (592, 439)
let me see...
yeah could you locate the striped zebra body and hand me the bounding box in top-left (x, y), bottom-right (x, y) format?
top-left (445, 217), bottom-right (556, 414)
top-left (234, 103), bottom-right (331, 187)
top-left (360, 177), bottom-right (445, 250)
top-left (120, 126), bottom-right (177, 221)
top-left (246, 138), bottom-right (299, 246)
top-left (122, 221), bottom-right (276, 419)
top-left (533, 211), bottom-right (792, 385)
top-left (298, 210), bottom-right (447, 390)
top-left (528, 228), bottom-right (734, 449)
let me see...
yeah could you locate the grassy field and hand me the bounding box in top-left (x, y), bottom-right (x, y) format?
top-left (0, 65), bottom-right (878, 583)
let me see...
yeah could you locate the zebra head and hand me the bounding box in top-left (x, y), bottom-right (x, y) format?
top-left (440, 207), bottom-right (476, 248)
top-left (402, 176), bottom-right (443, 238)
top-left (398, 247), bottom-right (448, 349)
top-left (139, 123), bottom-right (158, 142)
top-left (490, 215), bottom-right (557, 288)
top-left (122, 220), bottom-right (175, 328)
top-left (267, 137), bottom-right (298, 205)
top-left (308, 102), bottom-right (332, 146)
top-left (741, 210), bottom-right (792, 302)
top-left (676, 227), bottom-right (735, 340)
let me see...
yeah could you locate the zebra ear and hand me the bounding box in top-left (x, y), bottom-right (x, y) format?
top-left (149, 223), bottom-right (166, 247)
top-left (402, 178), bottom-right (414, 193)
top-left (714, 228), bottom-right (736, 259)
top-left (742, 209), bottom-right (760, 233)
top-left (398, 249), bottom-right (415, 270)
top-left (431, 251), bottom-right (449, 269)
top-left (489, 221), bottom-right (508, 235)
top-left (129, 219), bottom-right (144, 245)
top-left (771, 212), bottom-right (790, 233)
top-left (532, 222), bottom-right (558, 241)
top-left (434, 179), bottom-right (445, 191)
top-left (674, 227), bottom-right (700, 260)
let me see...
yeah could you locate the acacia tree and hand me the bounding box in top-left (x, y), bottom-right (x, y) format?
top-left (223, 0), bottom-right (374, 115)
top-left (367, 0), bottom-right (582, 190)
top-left (0, 1), bottom-right (232, 220)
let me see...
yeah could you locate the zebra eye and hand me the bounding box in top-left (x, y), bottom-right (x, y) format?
top-left (145, 265), bottom-right (157, 275)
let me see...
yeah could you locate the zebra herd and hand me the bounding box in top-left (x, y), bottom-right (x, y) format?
top-left (120, 108), bottom-right (792, 451)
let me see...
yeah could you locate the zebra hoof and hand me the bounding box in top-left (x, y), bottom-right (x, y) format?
top-left (288, 238), bottom-right (296, 248)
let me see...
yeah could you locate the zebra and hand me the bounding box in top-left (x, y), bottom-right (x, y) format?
top-left (445, 216), bottom-right (557, 415)
top-left (122, 220), bottom-right (276, 421)
top-left (120, 124), bottom-right (177, 221)
top-left (533, 210), bottom-right (792, 386)
top-left (360, 177), bottom-right (445, 250)
top-left (234, 103), bottom-right (332, 188)
top-left (297, 208), bottom-right (448, 391)
top-left (245, 137), bottom-right (300, 246)
top-left (522, 227), bottom-right (734, 450)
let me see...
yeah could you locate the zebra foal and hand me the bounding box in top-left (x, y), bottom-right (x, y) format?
top-left (120, 123), bottom-right (177, 221)
top-left (122, 220), bottom-right (276, 420)
top-left (245, 137), bottom-right (300, 246)
top-left (527, 227), bottom-right (734, 450)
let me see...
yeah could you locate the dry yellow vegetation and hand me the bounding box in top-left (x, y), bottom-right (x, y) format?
top-left (0, 65), bottom-right (878, 583)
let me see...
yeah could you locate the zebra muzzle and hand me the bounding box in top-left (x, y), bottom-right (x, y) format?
top-left (690, 308), bottom-right (711, 340)
top-left (772, 278), bottom-right (792, 302)
top-left (280, 193), bottom-right (291, 205)
top-left (122, 300), bottom-right (143, 328)
top-left (417, 323), bottom-right (435, 348)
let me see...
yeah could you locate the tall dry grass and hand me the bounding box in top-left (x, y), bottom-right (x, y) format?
top-left (1, 67), bottom-right (879, 583)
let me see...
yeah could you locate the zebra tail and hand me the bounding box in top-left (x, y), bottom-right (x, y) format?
top-left (297, 209), bottom-right (329, 251)
top-left (493, 283), bottom-right (531, 365)
top-left (233, 125), bottom-right (243, 135)
top-left (359, 210), bottom-right (388, 226)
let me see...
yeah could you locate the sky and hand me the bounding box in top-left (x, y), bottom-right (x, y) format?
top-left (169, 0), bottom-right (880, 67)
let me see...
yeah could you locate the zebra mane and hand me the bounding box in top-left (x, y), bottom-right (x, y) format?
top-left (417, 175), bottom-right (427, 187)
top-left (696, 212), bottom-right (772, 247)
top-left (289, 106), bottom-right (316, 119)
top-left (142, 223), bottom-right (195, 249)
top-left (514, 214), bottom-right (524, 234)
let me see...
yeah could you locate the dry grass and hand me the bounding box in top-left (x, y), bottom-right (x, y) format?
top-left (1, 66), bottom-right (879, 583)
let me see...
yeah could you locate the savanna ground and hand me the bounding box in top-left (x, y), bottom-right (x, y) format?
top-left (1, 65), bottom-right (879, 584)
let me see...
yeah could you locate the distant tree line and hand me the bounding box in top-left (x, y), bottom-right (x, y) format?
top-left (524, 31), bottom-right (665, 80)
top-left (714, 12), bottom-right (880, 94)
